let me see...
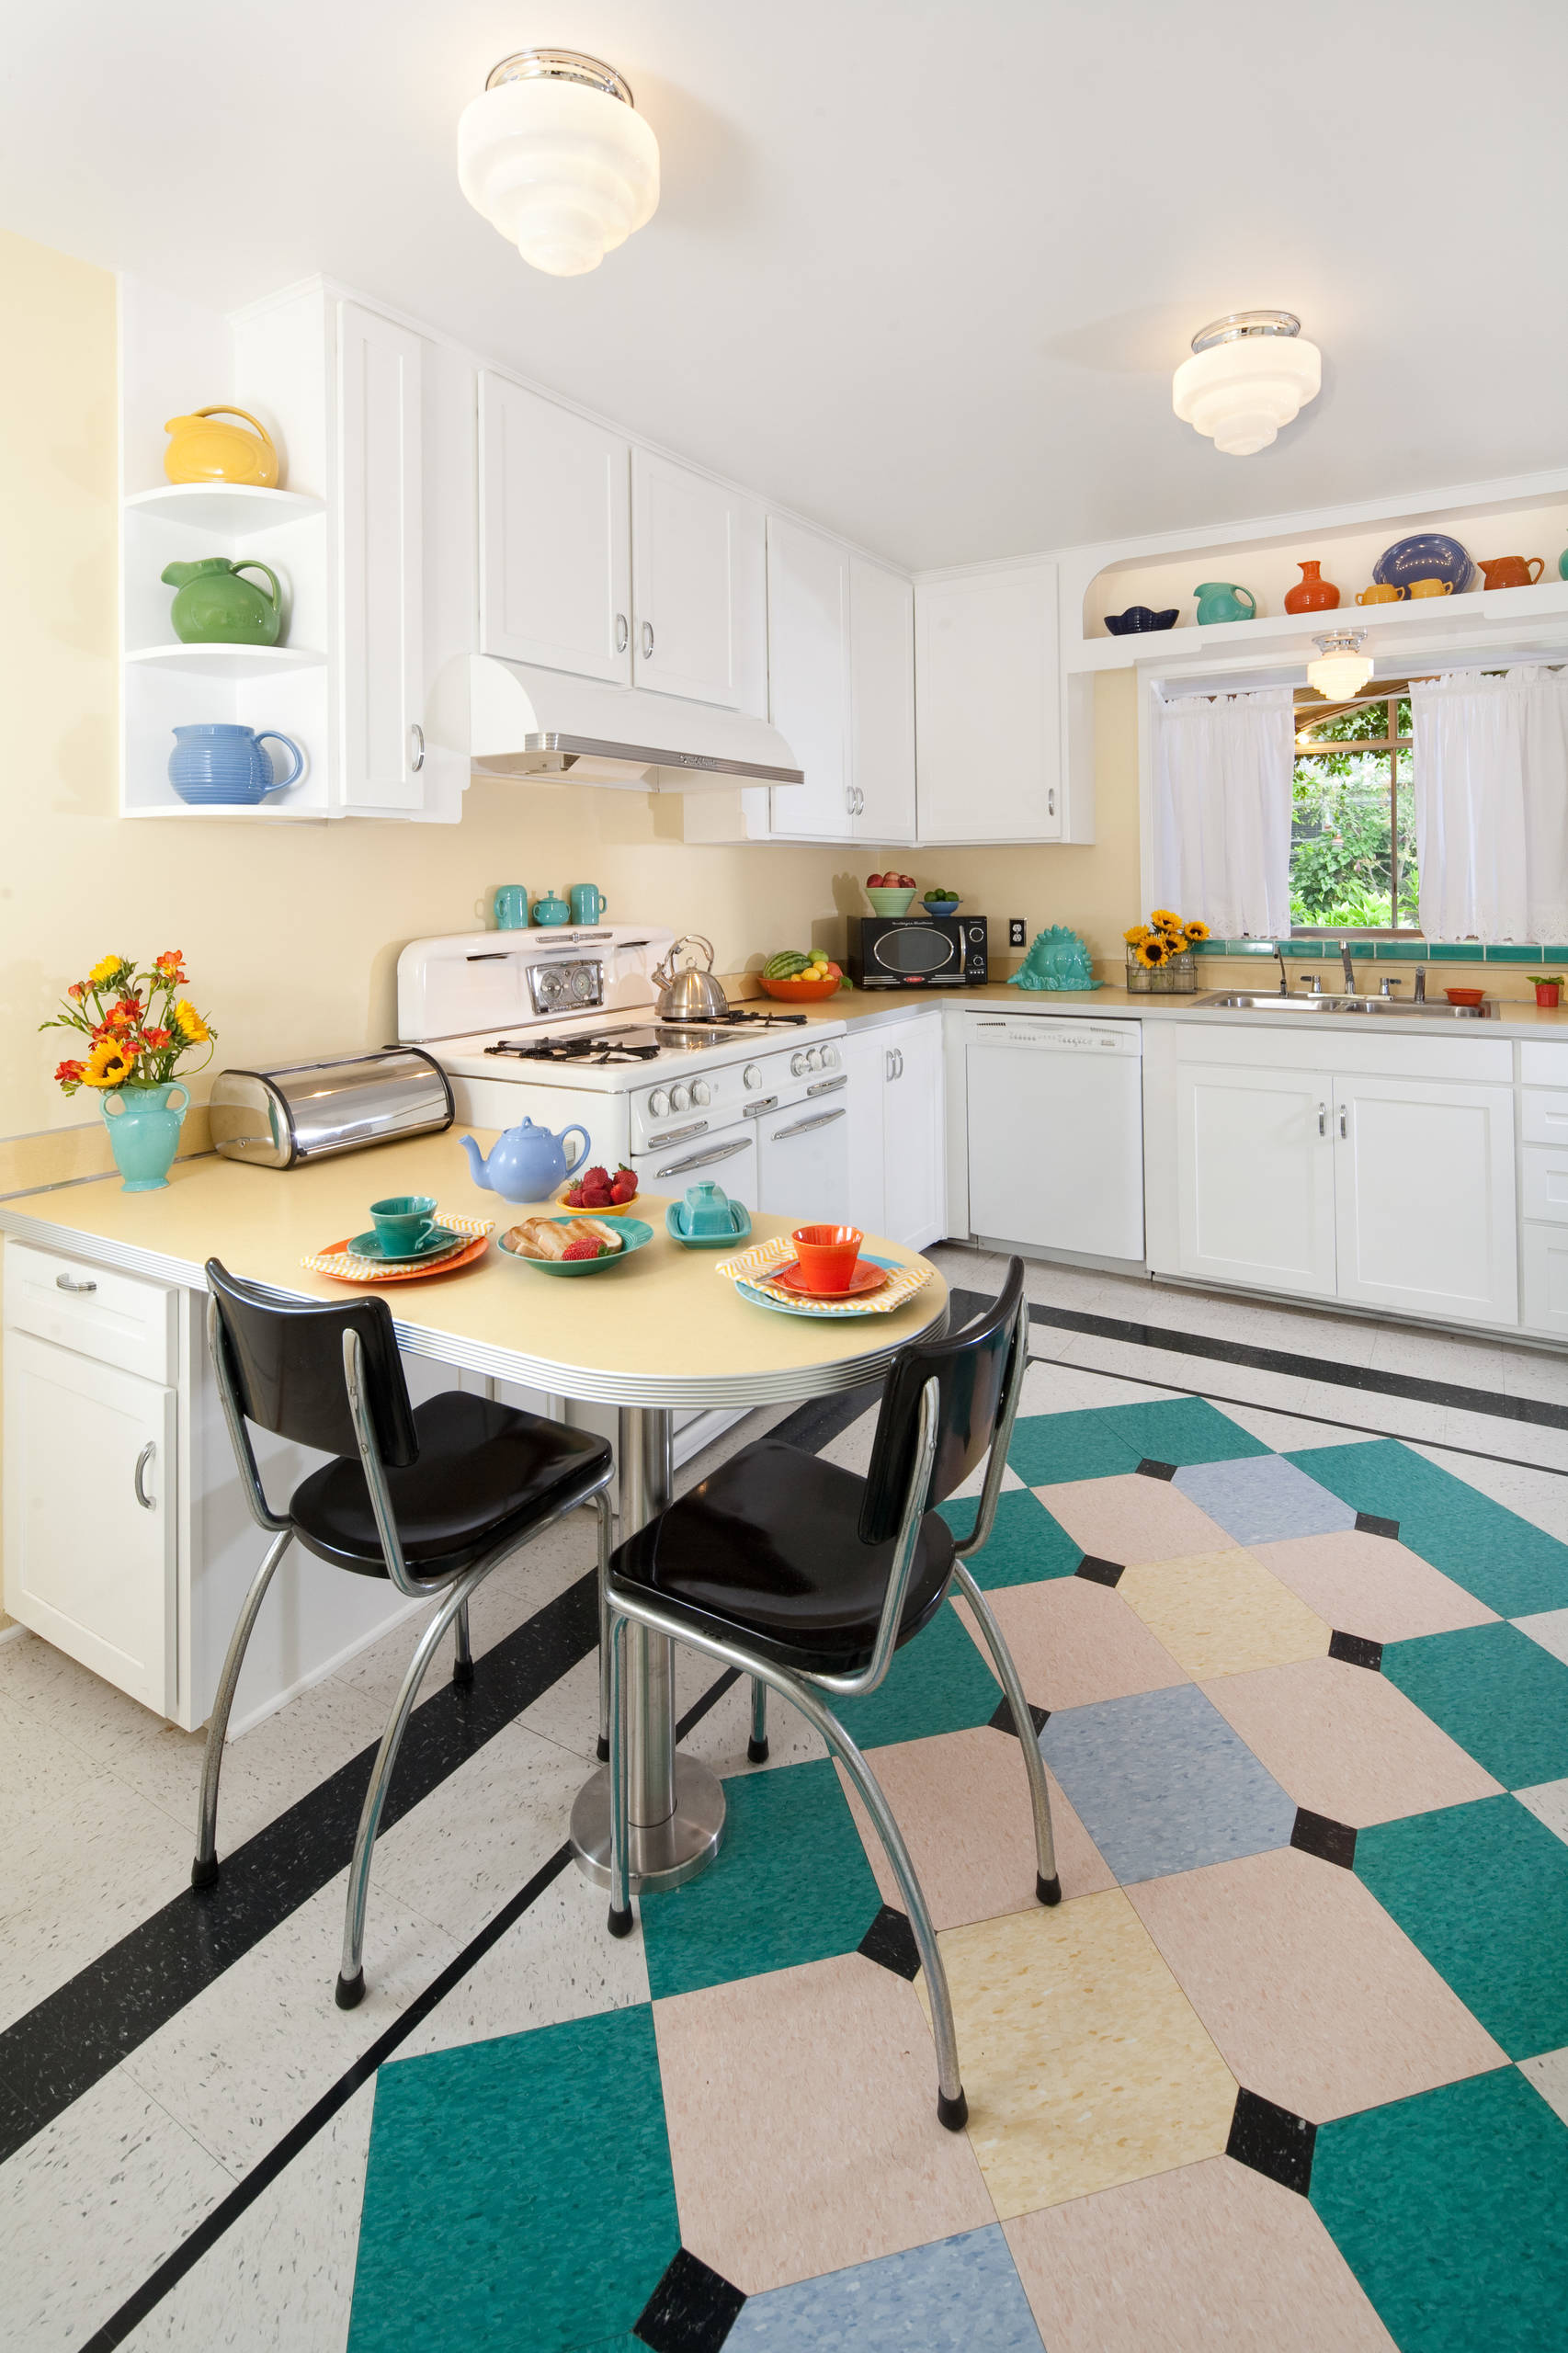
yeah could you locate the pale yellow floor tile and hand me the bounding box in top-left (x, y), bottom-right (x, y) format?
top-left (1118, 1550), bottom-right (1331, 1680)
top-left (926, 1889), bottom-right (1237, 2217)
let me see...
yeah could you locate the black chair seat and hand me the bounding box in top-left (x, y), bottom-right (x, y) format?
top-left (290, 1391), bottom-right (612, 1579)
top-left (609, 1438), bottom-right (957, 1674)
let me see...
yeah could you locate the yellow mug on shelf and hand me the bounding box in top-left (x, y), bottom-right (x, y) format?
top-left (164, 405), bottom-right (279, 488)
top-left (1356, 583), bottom-right (1404, 606)
top-left (1407, 576), bottom-right (1453, 599)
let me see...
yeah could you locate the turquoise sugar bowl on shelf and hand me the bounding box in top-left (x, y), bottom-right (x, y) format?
top-left (531, 887), bottom-right (571, 926)
top-left (101, 1082), bottom-right (191, 1192)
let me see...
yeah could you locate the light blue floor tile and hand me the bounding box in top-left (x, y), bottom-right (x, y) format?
top-left (726, 2224), bottom-right (1043, 2350)
top-left (1173, 1453), bottom-right (1358, 1544)
top-left (1040, 1683), bottom-right (1296, 1883)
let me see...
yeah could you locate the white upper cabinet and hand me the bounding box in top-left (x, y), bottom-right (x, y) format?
top-left (337, 301), bottom-right (426, 813)
top-left (479, 372), bottom-right (631, 683)
top-left (766, 517), bottom-right (852, 838)
top-left (849, 556), bottom-right (916, 842)
top-left (631, 450), bottom-right (753, 709)
top-left (915, 561), bottom-right (1061, 843)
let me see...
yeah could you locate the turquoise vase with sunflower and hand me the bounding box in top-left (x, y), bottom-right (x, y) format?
top-left (101, 1081), bottom-right (190, 1191)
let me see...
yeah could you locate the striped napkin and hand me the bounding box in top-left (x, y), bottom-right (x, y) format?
top-left (715, 1233), bottom-right (934, 1316)
top-left (301, 1210), bottom-right (494, 1282)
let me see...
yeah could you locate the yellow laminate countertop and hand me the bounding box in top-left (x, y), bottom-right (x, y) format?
top-left (766, 982), bottom-right (1568, 1040)
top-left (0, 1133), bottom-right (948, 1412)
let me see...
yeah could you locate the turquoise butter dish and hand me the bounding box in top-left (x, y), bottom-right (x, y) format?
top-left (666, 1198), bottom-right (752, 1248)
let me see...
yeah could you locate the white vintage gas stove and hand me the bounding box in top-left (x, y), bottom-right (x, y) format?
top-left (396, 926), bottom-right (852, 1222)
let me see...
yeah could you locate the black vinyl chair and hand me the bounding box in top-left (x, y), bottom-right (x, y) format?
top-left (600, 1256), bottom-right (1055, 2130)
top-left (197, 1257), bottom-right (615, 2006)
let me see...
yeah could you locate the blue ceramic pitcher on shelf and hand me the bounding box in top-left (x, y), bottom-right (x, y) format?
top-left (1193, 581), bottom-right (1258, 625)
top-left (460, 1117), bottom-right (591, 1202)
top-left (168, 723), bottom-right (303, 807)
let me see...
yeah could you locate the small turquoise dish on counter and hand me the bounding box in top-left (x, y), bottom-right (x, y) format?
top-left (100, 1081), bottom-right (190, 1192)
top-left (370, 1195), bottom-right (438, 1252)
top-left (500, 1215), bottom-right (654, 1274)
top-left (666, 1183), bottom-right (752, 1248)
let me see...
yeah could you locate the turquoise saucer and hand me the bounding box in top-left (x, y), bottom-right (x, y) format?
top-left (347, 1224), bottom-right (460, 1264)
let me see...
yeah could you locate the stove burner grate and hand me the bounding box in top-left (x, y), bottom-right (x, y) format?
top-left (486, 1033), bottom-right (662, 1065)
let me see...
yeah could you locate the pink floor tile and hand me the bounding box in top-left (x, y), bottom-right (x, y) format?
top-left (1203, 1655), bottom-right (1502, 1827)
top-left (1006, 2154), bottom-right (1397, 2352)
top-left (653, 1951), bottom-right (994, 2295)
top-left (1038, 1473), bottom-right (1239, 1568)
top-left (1127, 1847), bottom-right (1506, 2123)
top-left (835, 1724), bottom-right (1115, 1929)
top-left (1252, 1530), bottom-right (1498, 1643)
top-left (952, 1578), bottom-right (1187, 1712)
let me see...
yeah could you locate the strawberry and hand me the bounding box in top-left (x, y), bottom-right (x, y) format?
top-left (610, 1174), bottom-right (637, 1203)
top-left (562, 1182), bottom-right (585, 1207)
top-left (580, 1165), bottom-right (610, 1190)
top-left (562, 1238), bottom-right (604, 1261)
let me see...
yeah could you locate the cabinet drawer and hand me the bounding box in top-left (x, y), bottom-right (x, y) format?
top-left (1522, 1222), bottom-right (1568, 1336)
top-left (1521, 1044), bottom-right (1568, 1087)
top-left (4, 1240), bottom-right (176, 1382)
top-left (1523, 1148), bottom-right (1568, 1224)
top-left (1522, 1090), bottom-right (1568, 1146)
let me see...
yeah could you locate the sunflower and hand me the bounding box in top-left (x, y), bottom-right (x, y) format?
top-left (88, 953), bottom-right (131, 990)
top-left (82, 1037), bottom-right (138, 1087)
top-left (1123, 924), bottom-right (1153, 946)
top-left (1184, 919), bottom-right (1210, 942)
top-left (1134, 937), bottom-right (1169, 968)
top-left (173, 999), bottom-right (210, 1043)
top-left (1149, 908), bottom-right (1181, 931)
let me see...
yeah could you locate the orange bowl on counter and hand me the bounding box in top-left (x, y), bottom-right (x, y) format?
top-left (757, 972), bottom-right (845, 1002)
top-left (1444, 987), bottom-right (1485, 1007)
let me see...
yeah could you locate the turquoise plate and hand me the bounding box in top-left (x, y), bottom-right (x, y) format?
top-left (733, 1252), bottom-right (906, 1318)
top-left (665, 1200), bottom-right (753, 1249)
top-left (347, 1224), bottom-right (462, 1264)
top-left (499, 1215), bottom-right (654, 1275)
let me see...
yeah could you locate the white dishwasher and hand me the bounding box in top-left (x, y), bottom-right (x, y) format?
top-left (964, 1013), bottom-right (1144, 1260)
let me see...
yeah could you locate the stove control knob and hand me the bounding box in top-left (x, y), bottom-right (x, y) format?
top-left (649, 1089), bottom-right (669, 1118)
top-left (790, 1051), bottom-right (810, 1078)
top-left (820, 1042), bottom-right (841, 1070)
top-left (670, 1084), bottom-right (692, 1113)
top-left (743, 1063), bottom-right (763, 1089)
top-left (692, 1079), bottom-right (712, 1106)
top-left (805, 1047), bottom-right (824, 1072)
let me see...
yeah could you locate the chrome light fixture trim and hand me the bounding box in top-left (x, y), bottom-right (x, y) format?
top-left (1305, 629), bottom-right (1373, 702)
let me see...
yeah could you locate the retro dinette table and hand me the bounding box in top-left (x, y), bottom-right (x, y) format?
top-left (0, 1132), bottom-right (949, 1892)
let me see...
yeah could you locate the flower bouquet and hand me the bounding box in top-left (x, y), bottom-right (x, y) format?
top-left (1123, 910), bottom-right (1210, 995)
top-left (42, 951), bottom-right (217, 1191)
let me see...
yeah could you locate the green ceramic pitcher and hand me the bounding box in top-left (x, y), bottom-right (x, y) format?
top-left (1193, 580), bottom-right (1258, 625)
top-left (161, 557), bottom-right (283, 646)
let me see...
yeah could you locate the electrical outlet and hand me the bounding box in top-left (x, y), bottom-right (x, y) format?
top-left (1008, 918), bottom-right (1027, 949)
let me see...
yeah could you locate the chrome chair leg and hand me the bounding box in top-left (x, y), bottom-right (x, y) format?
top-left (594, 1487), bottom-right (614, 1763)
top-left (951, 1558), bottom-right (1059, 1903)
top-left (606, 1611), bottom-right (632, 1936)
top-left (191, 1527), bottom-right (294, 1889)
top-left (747, 1677), bottom-right (769, 1764)
top-left (452, 1598), bottom-right (474, 1688)
top-left (336, 1571), bottom-right (477, 2008)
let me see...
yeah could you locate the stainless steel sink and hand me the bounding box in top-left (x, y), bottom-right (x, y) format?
top-left (1196, 991), bottom-right (1490, 1019)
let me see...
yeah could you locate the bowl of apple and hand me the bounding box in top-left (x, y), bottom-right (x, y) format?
top-left (866, 870), bottom-right (916, 916)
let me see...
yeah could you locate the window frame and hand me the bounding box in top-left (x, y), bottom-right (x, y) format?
top-left (1290, 684), bottom-right (1417, 938)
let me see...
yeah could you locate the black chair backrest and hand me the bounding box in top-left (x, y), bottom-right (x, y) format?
top-left (858, 1257), bottom-right (1025, 1545)
top-left (206, 1258), bottom-right (419, 1469)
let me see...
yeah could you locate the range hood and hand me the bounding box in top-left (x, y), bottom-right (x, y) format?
top-left (463, 655), bottom-right (803, 791)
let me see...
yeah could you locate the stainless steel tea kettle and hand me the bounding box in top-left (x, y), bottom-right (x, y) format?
top-left (652, 934), bottom-right (730, 1023)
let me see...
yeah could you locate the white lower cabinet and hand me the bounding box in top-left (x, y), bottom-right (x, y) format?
top-left (1176, 1063), bottom-right (1336, 1299)
top-left (846, 1016), bottom-right (946, 1250)
top-left (1523, 1223), bottom-right (1568, 1335)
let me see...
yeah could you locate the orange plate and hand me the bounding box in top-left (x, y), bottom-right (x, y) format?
top-left (767, 1258), bottom-right (889, 1300)
top-left (317, 1233), bottom-right (488, 1285)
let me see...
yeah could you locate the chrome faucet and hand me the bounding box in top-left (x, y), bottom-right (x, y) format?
top-left (1340, 940), bottom-right (1357, 995)
top-left (1301, 972), bottom-right (1322, 995)
top-left (1380, 977), bottom-right (1402, 998)
top-left (1276, 946), bottom-right (1290, 997)
top-left (1414, 965), bottom-right (1426, 1002)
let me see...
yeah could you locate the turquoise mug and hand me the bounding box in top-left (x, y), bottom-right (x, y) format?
top-left (494, 885), bottom-right (528, 930)
top-left (569, 883), bottom-right (608, 925)
top-left (167, 722), bottom-right (303, 807)
top-left (532, 888), bottom-right (571, 926)
top-left (1193, 581), bottom-right (1258, 625)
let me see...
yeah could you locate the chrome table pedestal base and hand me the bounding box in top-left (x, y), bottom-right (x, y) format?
top-left (569, 1752), bottom-right (725, 1891)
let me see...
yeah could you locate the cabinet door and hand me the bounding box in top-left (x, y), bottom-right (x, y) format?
top-left (338, 301), bottom-right (425, 812)
top-left (1523, 1223), bottom-right (1568, 1335)
top-left (766, 517), bottom-right (851, 839)
top-left (881, 1017), bottom-right (947, 1249)
top-left (1176, 1063), bottom-right (1336, 1297)
top-left (1333, 1075), bottom-right (1517, 1324)
top-left (845, 1029), bottom-right (888, 1237)
top-left (631, 450), bottom-right (753, 708)
top-left (478, 373), bottom-right (631, 682)
top-left (915, 562), bottom-right (1060, 842)
top-left (4, 1334), bottom-right (176, 1712)
top-left (850, 557), bottom-right (916, 843)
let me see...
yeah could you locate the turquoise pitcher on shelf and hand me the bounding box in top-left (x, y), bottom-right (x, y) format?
top-left (1193, 581), bottom-right (1258, 625)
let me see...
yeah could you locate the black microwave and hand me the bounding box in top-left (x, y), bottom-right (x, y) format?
top-left (848, 915), bottom-right (987, 989)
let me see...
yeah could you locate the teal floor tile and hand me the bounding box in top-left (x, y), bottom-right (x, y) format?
top-left (1286, 1440), bottom-right (1568, 1615)
top-left (835, 1597), bottom-right (1002, 1748)
top-left (1006, 1406), bottom-right (1142, 1485)
top-left (1357, 1795), bottom-right (1568, 2057)
top-left (348, 2006), bottom-right (676, 2353)
top-left (1382, 1621), bottom-right (1568, 1789)
top-left (1093, 1394), bottom-right (1273, 1467)
top-left (640, 1757), bottom-right (881, 2001)
top-left (935, 1487), bottom-right (1082, 1586)
top-left (1312, 2067), bottom-right (1568, 2352)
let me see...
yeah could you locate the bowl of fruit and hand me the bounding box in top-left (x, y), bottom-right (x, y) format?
top-left (758, 948), bottom-right (848, 1002)
top-left (866, 870), bottom-right (916, 916)
top-left (555, 1163), bottom-right (640, 1215)
top-left (922, 886), bottom-right (960, 915)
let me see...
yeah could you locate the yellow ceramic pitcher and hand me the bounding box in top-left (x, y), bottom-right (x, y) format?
top-left (163, 406), bottom-right (279, 488)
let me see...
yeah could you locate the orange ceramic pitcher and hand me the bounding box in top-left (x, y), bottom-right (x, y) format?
top-left (1284, 560), bottom-right (1340, 614)
top-left (164, 406), bottom-right (279, 488)
top-left (1477, 555), bottom-right (1545, 590)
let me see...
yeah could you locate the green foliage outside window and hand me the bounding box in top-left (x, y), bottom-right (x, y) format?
top-left (1290, 695), bottom-right (1418, 931)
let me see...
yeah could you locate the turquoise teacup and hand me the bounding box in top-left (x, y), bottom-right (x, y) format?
top-left (370, 1194), bottom-right (437, 1253)
top-left (680, 1182), bottom-right (738, 1238)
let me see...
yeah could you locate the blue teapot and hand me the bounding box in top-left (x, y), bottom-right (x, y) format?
top-left (460, 1118), bottom-right (591, 1202)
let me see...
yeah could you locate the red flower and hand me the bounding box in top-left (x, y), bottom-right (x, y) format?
top-left (153, 950), bottom-right (187, 984)
top-left (103, 995), bottom-right (144, 1033)
top-left (141, 1026), bottom-right (173, 1050)
top-left (67, 982), bottom-right (85, 1002)
top-left (54, 1059), bottom-right (85, 1086)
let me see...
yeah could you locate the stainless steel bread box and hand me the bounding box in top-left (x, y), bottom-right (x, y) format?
top-left (208, 1050), bottom-right (454, 1168)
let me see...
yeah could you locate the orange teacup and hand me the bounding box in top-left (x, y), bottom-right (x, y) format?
top-left (790, 1223), bottom-right (864, 1293)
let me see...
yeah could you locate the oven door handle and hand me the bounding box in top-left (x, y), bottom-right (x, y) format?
top-left (767, 1108), bottom-right (847, 1141)
top-left (653, 1137), bottom-right (755, 1177)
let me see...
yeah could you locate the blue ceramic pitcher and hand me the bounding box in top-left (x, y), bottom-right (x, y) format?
top-left (168, 723), bottom-right (303, 807)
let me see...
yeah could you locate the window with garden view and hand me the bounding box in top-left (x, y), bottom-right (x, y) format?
top-left (1290, 687), bottom-right (1418, 934)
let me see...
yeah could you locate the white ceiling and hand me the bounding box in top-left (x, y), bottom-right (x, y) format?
top-left (6, 2), bottom-right (1565, 569)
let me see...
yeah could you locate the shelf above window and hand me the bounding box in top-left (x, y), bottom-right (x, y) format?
top-left (123, 483), bottom-right (324, 532)
top-left (124, 642), bottom-right (326, 680)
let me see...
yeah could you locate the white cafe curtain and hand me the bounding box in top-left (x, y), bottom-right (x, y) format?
top-left (1411, 667), bottom-right (1568, 943)
top-left (1151, 686), bottom-right (1294, 937)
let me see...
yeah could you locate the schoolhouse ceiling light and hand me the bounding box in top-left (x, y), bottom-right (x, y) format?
top-left (1306, 630), bottom-right (1372, 702)
top-left (458, 49), bottom-right (660, 278)
top-left (1173, 312), bottom-right (1322, 457)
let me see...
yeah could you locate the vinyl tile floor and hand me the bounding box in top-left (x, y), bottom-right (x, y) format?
top-left (4, 1245), bottom-right (1568, 2351)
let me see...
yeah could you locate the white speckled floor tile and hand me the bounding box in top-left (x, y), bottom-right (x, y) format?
top-left (675, 1648), bottom-right (829, 1776)
top-left (1514, 1777), bottom-right (1568, 1846)
top-left (1410, 1446), bottom-right (1568, 1540)
top-left (401, 1863), bottom-right (649, 2060)
top-left (1519, 2047), bottom-right (1568, 2129)
top-left (0, 1768), bottom-right (191, 2033)
top-left (369, 1720), bottom-right (587, 1948)
top-left (0, 1688), bottom-right (101, 1818)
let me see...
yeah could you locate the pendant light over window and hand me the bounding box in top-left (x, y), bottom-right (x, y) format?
top-left (1306, 630), bottom-right (1372, 702)
top-left (1173, 312), bottom-right (1322, 456)
top-left (458, 49), bottom-right (659, 278)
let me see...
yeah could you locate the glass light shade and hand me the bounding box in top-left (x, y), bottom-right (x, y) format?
top-left (1172, 334), bottom-right (1322, 456)
top-left (1305, 636), bottom-right (1372, 700)
top-left (458, 75), bottom-right (659, 278)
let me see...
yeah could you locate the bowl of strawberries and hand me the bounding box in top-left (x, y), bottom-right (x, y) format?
top-left (556, 1163), bottom-right (639, 1215)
